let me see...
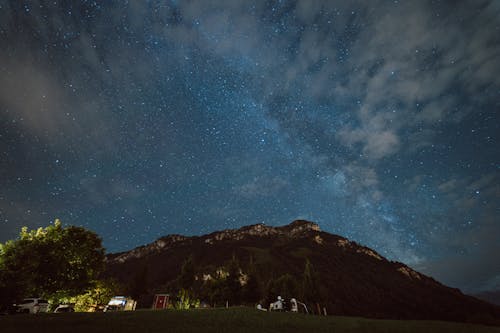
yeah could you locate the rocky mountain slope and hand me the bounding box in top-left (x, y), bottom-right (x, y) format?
top-left (105, 220), bottom-right (500, 324)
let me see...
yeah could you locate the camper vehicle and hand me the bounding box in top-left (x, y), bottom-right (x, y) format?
top-left (103, 296), bottom-right (136, 312)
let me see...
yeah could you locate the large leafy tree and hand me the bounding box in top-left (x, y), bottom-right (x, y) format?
top-left (0, 219), bottom-right (105, 308)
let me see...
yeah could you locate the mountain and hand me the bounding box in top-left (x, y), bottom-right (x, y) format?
top-left (104, 220), bottom-right (500, 325)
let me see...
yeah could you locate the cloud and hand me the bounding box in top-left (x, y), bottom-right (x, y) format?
top-left (437, 173), bottom-right (499, 216)
top-left (338, 126), bottom-right (400, 160)
top-left (0, 58), bottom-right (72, 134)
top-left (328, 1), bottom-right (499, 159)
top-left (3, 1), bottom-right (498, 162)
top-left (78, 176), bottom-right (144, 205)
top-left (234, 176), bottom-right (289, 199)
top-left (320, 171), bottom-right (348, 197)
top-left (155, 0), bottom-right (499, 164)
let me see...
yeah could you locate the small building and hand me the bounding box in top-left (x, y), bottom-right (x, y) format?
top-left (152, 294), bottom-right (170, 310)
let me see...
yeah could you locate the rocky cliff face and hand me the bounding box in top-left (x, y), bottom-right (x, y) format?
top-left (108, 220), bottom-right (321, 263)
top-left (110, 234), bottom-right (189, 263)
top-left (105, 220), bottom-right (500, 325)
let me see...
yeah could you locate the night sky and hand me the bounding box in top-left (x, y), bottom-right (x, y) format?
top-left (1, 1), bottom-right (499, 293)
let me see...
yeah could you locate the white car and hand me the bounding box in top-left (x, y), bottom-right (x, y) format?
top-left (16, 298), bottom-right (49, 314)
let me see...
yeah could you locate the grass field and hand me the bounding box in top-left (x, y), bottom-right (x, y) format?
top-left (1, 307), bottom-right (500, 333)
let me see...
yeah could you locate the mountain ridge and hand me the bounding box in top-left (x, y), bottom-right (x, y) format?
top-left (107, 220), bottom-right (324, 263)
top-left (104, 220), bottom-right (500, 325)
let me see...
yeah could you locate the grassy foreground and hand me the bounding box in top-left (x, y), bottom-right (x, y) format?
top-left (1, 307), bottom-right (499, 333)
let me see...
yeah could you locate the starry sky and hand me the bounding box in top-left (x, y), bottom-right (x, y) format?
top-left (1, 0), bottom-right (499, 293)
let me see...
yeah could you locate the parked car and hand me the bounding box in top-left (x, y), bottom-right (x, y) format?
top-left (54, 304), bottom-right (75, 313)
top-left (15, 298), bottom-right (49, 314)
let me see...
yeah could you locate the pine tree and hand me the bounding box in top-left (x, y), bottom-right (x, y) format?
top-left (301, 259), bottom-right (320, 303)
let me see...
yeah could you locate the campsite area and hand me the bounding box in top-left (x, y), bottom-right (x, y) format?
top-left (1, 307), bottom-right (499, 333)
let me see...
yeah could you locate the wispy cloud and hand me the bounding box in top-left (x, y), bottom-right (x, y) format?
top-left (234, 176), bottom-right (289, 199)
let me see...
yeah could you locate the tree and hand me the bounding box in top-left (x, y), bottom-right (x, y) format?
top-left (266, 274), bottom-right (299, 306)
top-left (178, 256), bottom-right (195, 290)
top-left (225, 256), bottom-right (242, 305)
top-left (0, 219), bottom-right (105, 308)
top-left (301, 259), bottom-right (322, 306)
top-left (128, 264), bottom-right (149, 300)
top-left (48, 279), bottom-right (120, 312)
top-left (242, 257), bottom-right (262, 304)
top-left (204, 257), bottom-right (243, 306)
top-left (174, 288), bottom-right (200, 310)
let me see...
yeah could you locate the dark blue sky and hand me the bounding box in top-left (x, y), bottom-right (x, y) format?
top-left (1, 0), bottom-right (499, 293)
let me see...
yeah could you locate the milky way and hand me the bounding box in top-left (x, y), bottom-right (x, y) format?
top-left (1, 1), bottom-right (499, 292)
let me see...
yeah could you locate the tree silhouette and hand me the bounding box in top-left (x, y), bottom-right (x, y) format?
top-left (225, 256), bottom-right (242, 305)
top-left (266, 274), bottom-right (299, 306)
top-left (178, 255), bottom-right (196, 290)
top-left (242, 257), bottom-right (261, 304)
top-left (301, 259), bottom-right (321, 304)
top-left (129, 264), bottom-right (149, 300)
